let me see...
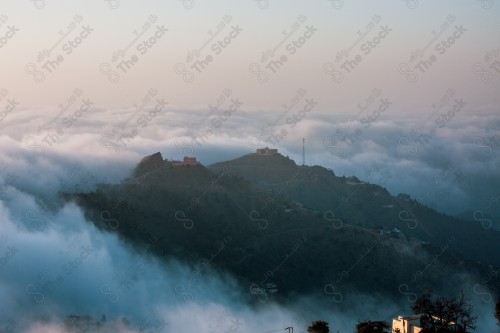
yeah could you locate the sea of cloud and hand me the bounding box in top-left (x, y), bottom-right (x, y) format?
top-left (0, 103), bottom-right (499, 331)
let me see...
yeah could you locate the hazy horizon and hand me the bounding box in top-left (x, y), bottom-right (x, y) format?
top-left (1, 1), bottom-right (500, 332)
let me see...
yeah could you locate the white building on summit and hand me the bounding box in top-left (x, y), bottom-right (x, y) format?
top-left (255, 147), bottom-right (278, 155)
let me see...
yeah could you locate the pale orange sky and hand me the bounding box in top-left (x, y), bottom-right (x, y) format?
top-left (0, 0), bottom-right (499, 112)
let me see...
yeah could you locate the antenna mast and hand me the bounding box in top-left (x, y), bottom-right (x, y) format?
top-left (302, 138), bottom-right (305, 167)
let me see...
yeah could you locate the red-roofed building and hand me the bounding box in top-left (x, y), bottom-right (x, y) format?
top-left (172, 156), bottom-right (200, 166)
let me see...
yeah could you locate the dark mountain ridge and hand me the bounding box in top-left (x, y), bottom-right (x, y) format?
top-left (210, 151), bottom-right (500, 267)
top-left (69, 151), bottom-right (500, 304)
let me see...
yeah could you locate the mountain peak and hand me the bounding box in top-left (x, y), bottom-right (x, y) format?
top-left (210, 148), bottom-right (297, 172)
top-left (133, 152), bottom-right (164, 176)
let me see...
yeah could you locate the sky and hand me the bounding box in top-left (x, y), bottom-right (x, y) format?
top-left (2, 0), bottom-right (498, 216)
top-left (1, 1), bottom-right (500, 331)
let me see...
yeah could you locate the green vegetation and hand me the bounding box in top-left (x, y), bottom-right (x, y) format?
top-left (70, 152), bottom-right (500, 303)
top-left (412, 291), bottom-right (476, 332)
top-left (355, 320), bottom-right (390, 333)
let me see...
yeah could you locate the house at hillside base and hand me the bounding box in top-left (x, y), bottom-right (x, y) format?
top-left (393, 315), bottom-right (423, 333)
top-left (392, 314), bottom-right (462, 333)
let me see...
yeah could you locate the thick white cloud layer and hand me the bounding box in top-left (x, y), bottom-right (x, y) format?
top-left (1, 114), bottom-right (499, 331)
top-left (0, 183), bottom-right (410, 333)
top-left (2, 101), bottom-right (499, 217)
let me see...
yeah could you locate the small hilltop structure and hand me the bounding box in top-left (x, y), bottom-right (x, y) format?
top-left (254, 147), bottom-right (279, 156)
top-left (171, 156), bottom-right (200, 167)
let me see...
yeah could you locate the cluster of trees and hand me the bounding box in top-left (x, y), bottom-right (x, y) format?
top-left (355, 321), bottom-right (390, 333)
top-left (411, 291), bottom-right (476, 332)
top-left (352, 291), bottom-right (500, 333)
top-left (496, 298), bottom-right (500, 329)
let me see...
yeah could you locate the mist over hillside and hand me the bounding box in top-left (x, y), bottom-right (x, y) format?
top-left (2, 0), bottom-right (500, 332)
top-left (1, 146), bottom-right (499, 332)
top-left (68, 151), bottom-right (500, 328)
